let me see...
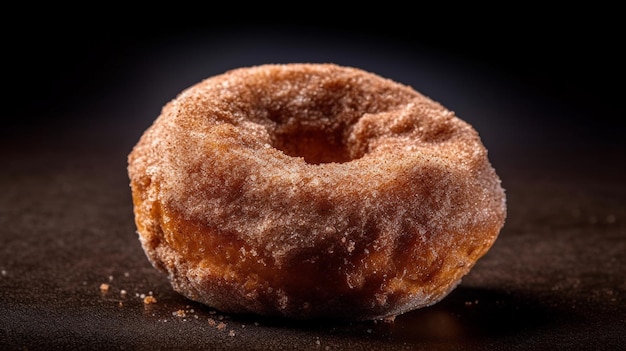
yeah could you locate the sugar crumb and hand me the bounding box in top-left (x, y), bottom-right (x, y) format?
top-left (143, 296), bottom-right (157, 305)
top-left (606, 214), bottom-right (616, 223)
top-left (99, 283), bottom-right (110, 293)
top-left (173, 309), bottom-right (186, 317)
top-left (383, 315), bottom-right (396, 323)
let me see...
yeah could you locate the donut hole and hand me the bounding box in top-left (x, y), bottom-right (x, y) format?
top-left (265, 95), bottom-right (361, 164)
top-left (271, 124), bottom-right (353, 164)
top-left (257, 68), bottom-right (418, 164)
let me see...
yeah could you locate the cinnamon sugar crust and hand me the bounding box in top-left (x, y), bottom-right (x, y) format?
top-left (127, 63), bottom-right (506, 320)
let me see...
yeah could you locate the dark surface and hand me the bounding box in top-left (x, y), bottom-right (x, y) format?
top-left (2, 11), bottom-right (625, 350)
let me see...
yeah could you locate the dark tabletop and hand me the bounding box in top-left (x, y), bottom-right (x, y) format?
top-left (2, 11), bottom-right (625, 350)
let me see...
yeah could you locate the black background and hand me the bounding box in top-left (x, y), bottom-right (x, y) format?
top-left (4, 6), bottom-right (624, 153)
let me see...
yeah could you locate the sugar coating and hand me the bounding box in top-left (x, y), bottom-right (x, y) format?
top-left (127, 63), bottom-right (506, 320)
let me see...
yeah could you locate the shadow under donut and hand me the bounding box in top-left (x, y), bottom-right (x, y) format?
top-left (225, 285), bottom-right (579, 344)
top-left (381, 286), bottom-right (568, 342)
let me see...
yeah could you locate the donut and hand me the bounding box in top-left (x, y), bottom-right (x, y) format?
top-left (127, 63), bottom-right (506, 321)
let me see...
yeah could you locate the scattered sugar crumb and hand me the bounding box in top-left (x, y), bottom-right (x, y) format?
top-left (383, 315), bottom-right (396, 323)
top-left (173, 309), bottom-right (187, 318)
top-left (100, 283), bottom-right (110, 293)
top-left (217, 322), bottom-right (226, 330)
top-left (143, 296), bottom-right (157, 305)
top-left (228, 330), bottom-right (236, 337)
top-left (1, 269), bottom-right (7, 276)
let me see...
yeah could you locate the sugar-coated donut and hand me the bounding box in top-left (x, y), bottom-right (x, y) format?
top-left (127, 63), bottom-right (506, 321)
